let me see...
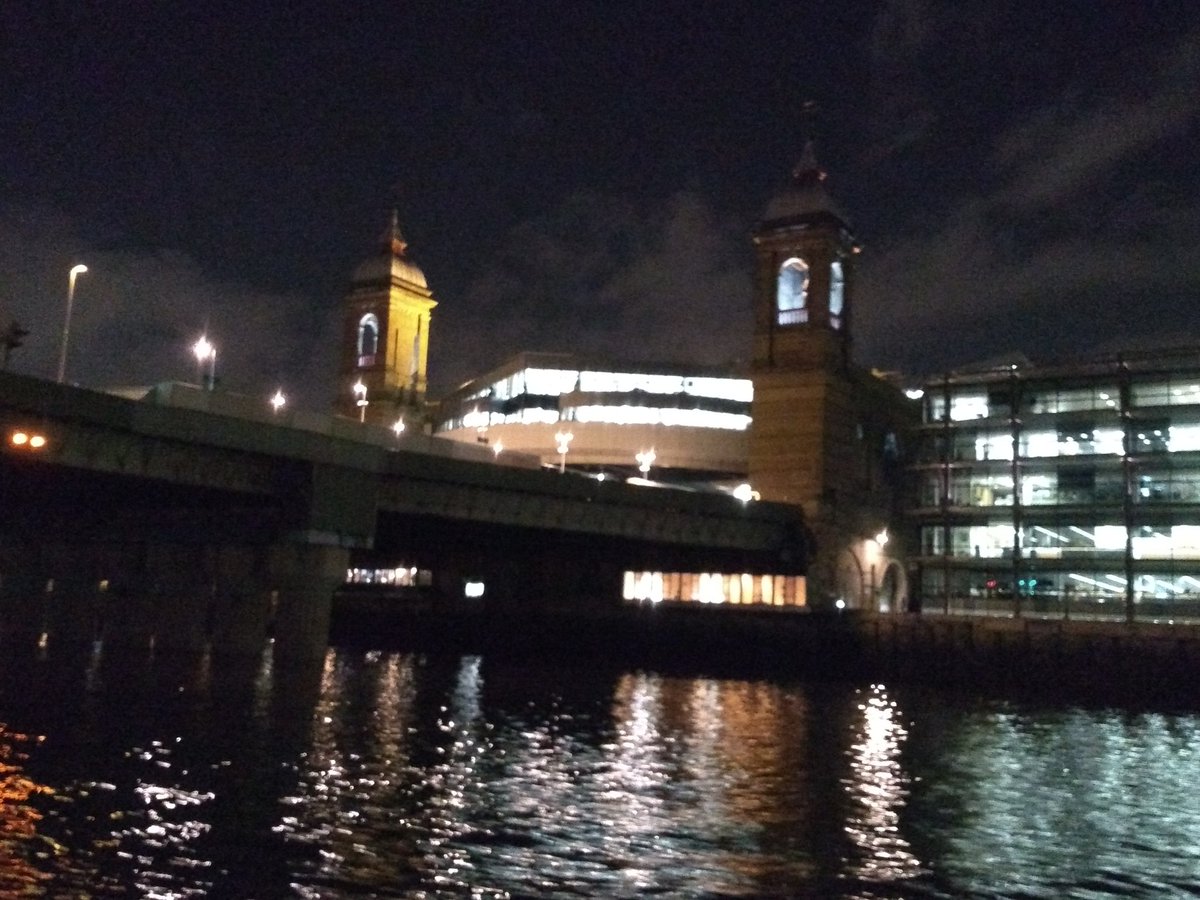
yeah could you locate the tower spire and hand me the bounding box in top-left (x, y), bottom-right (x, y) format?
top-left (792, 139), bottom-right (823, 181)
top-left (383, 208), bottom-right (408, 256)
top-left (760, 137), bottom-right (848, 231)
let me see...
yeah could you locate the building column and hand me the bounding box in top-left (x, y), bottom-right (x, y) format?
top-left (271, 542), bottom-right (348, 663)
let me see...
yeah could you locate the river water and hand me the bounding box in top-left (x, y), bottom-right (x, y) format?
top-left (2, 642), bottom-right (1199, 898)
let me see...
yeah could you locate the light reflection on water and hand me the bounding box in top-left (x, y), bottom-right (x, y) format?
top-left (2, 645), bottom-right (1200, 897)
top-left (843, 684), bottom-right (923, 885)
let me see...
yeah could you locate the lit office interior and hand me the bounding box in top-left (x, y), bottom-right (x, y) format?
top-left (910, 352), bottom-right (1200, 621)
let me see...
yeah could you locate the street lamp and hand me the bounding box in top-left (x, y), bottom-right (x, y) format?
top-left (353, 380), bottom-right (368, 422)
top-left (270, 389), bottom-right (286, 414)
top-left (192, 336), bottom-right (216, 390)
top-left (56, 263), bottom-right (88, 383)
top-left (867, 529), bottom-right (890, 613)
top-left (636, 448), bottom-right (656, 477)
top-left (555, 429), bottom-right (573, 473)
top-left (391, 418), bottom-right (405, 437)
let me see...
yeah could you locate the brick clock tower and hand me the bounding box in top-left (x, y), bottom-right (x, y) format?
top-left (336, 212), bottom-right (437, 427)
top-left (748, 145), bottom-right (915, 611)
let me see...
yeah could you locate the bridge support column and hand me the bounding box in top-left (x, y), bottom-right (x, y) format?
top-left (34, 543), bottom-right (104, 647)
top-left (271, 542), bottom-right (348, 663)
top-left (151, 545), bottom-right (214, 655)
top-left (45, 573), bottom-right (101, 646)
top-left (102, 546), bottom-right (157, 654)
top-left (0, 569), bottom-right (49, 643)
top-left (210, 545), bottom-right (272, 656)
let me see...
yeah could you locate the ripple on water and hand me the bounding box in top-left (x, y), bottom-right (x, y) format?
top-left (5, 651), bottom-right (1200, 897)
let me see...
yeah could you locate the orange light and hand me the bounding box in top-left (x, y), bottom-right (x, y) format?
top-left (9, 430), bottom-right (48, 450)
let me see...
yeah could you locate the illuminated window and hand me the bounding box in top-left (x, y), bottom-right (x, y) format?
top-left (357, 313), bottom-right (380, 363)
top-left (777, 258), bottom-right (809, 325)
top-left (830, 260), bottom-right (844, 328)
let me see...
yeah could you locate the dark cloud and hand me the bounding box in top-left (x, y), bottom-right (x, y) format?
top-left (856, 22), bottom-right (1200, 375)
top-left (0, 203), bottom-right (337, 409)
top-left (3, 2), bottom-right (1199, 404)
top-left (429, 191), bottom-right (750, 393)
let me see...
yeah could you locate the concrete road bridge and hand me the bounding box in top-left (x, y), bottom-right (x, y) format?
top-left (0, 371), bottom-right (808, 660)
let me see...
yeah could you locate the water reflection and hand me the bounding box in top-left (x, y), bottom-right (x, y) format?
top-left (4, 645), bottom-right (1200, 896)
top-left (0, 723), bottom-right (54, 896)
top-left (843, 684), bottom-right (924, 884)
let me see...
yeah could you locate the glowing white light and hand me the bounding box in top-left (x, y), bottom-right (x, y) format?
top-left (732, 483), bottom-right (759, 502)
top-left (391, 418), bottom-right (406, 436)
top-left (636, 448), bottom-right (656, 475)
top-left (269, 389), bottom-right (286, 413)
top-left (464, 581), bottom-right (485, 598)
top-left (352, 380), bottom-right (368, 421)
top-left (192, 335), bottom-right (215, 363)
top-left (875, 530), bottom-right (889, 546)
top-left (572, 404), bottom-right (750, 431)
top-left (905, 388), bottom-right (925, 400)
top-left (836, 598), bottom-right (846, 610)
top-left (555, 430), bottom-right (573, 472)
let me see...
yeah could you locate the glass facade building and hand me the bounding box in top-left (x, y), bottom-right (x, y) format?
top-left (909, 350), bottom-right (1200, 622)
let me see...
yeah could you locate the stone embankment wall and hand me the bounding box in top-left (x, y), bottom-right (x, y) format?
top-left (332, 600), bottom-right (1200, 706)
top-left (854, 614), bottom-right (1200, 704)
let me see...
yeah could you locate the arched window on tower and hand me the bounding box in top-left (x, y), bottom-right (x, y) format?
top-left (777, 257), bottom-right (809, 325)
top-left (358, 313), bottom-right (380, 367)
top-left (830, 260), bottom-right (845, 329)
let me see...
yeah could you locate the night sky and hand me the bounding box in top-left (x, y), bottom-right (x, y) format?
top-left (3, 2), bottom-right (1198, 410)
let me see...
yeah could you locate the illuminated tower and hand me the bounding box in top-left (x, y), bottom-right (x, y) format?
top-left (748, 144), bottom-right (913, 610)
top-left (336, 212), bottom-right (437, 425)
top-left (750, 142), bottom-right (856, 378)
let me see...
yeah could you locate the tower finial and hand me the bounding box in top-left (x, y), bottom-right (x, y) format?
top-left (383, 208), bottom-right (408, 256)
top-left (793, 140), bottom-right (822, 180)
top-left (793, 100), bottom-right (825, 180)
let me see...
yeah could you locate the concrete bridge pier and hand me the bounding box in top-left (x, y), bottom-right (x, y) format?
top-left (270, 541), bottom-right (349, 662)
top-left (209, 545), bottom-right (273, 656)
top-left (44, 571), bottom-right (101, 646)
top-left (149, 544), bottom-right (215, 655)
top-left (101, 545), bottom-right (157, 654)
top-left (0, 542), bottom-right (97, 646)
top-left (0, 558), bottom-right (50, 645)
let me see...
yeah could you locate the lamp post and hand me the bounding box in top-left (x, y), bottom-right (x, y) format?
top-left (192, 336), bottom-right (216, 390)
top-left (353, 380), bottom-right (368, 422)
top-left (555, 429), bottom-right (573, 473)
top-left (636, 448), bottom-right (656, 477)
top-left (868, 529), bottom-right (889, 612)
top-left (56, 263), bottom-right (88, 383)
